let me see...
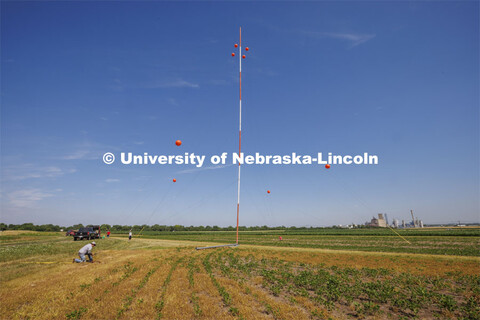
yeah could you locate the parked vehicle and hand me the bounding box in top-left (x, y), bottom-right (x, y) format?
top-left (65, 230), bottom-right (76, 236)
top-left (73, 225), bottom-right (101, 241)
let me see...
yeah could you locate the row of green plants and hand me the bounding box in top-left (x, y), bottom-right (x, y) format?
top-left (203, 252), bottom-right (241, 317)
top-left (186, 257), bottom-right (203, 317)
top-left (65, 261), bottom-right (139, 320)
top-left (155, 257), bottom-right (183, 319)
top-left (116, 263), bottom-right (162, 319)
top-left (207, 250), bottom-right (480, 319)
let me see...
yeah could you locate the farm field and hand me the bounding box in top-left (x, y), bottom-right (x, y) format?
top-left (132, 228), bottom-right (480, 257)
top-left (1, 230), bottom-right (479, 319)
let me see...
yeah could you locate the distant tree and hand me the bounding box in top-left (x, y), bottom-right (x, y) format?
top-left (0, 223), bottom-right (7, 230)
top-left (21, 223), bottom-right (35, 231)
top-left (112, 225), bottom-right (122, 231)
top-left (172, 225), bottom-right (183, 232)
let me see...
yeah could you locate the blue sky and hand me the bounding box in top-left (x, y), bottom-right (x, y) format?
top-left (1, 1), bottom-right (478, 227)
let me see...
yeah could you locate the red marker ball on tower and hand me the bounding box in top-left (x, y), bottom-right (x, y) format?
top-left (175, 140), bottom-right (182, 146)
top-left (325, 164), bottom-right (331, 169)
top-left (173, 179), bottom-right (177, 183)
top-left (267, 190), bottom-right (271, 194)
top-left (234, 44), bottom-right (238, 48)
top-left (231, 53), bottom-right (235, 57)
top-left (245, 47), bottom-right (249, 51)
top-left (242, 55), bottom-right (246, 59)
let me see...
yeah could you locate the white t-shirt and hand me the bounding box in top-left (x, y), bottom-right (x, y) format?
top-left (79, 244), bottom-right (93, 255)
top-left (129, 232), bottom-right (132, 236)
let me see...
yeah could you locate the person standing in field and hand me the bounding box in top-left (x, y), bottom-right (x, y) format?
top-left (73, 242), bottom-right (96, 263)
top-left (107, 230), bottom-right (111, 238)
top-left (129, 230), bottom-right (132, 240)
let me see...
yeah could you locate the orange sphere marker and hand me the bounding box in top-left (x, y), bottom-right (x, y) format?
top-left (267, 190), bottom-right (271, 194)
top-left (231, 53), bottom-right (235, 57)
top-left (234, 44), bottom-right (238, 48)
top-left (173, 179), bottom-right (177, 182)
top-left (242, 55), bottom-right (246, 59)
top-left (175, 140), bottom-right (182, 146)
top-left (325, 164), bottom-right (331, 169)
top-left (245, 47), bottom-right (249, 51)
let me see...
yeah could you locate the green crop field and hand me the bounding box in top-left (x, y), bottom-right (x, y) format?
top-left (128, 227), bottom-right (480, 256)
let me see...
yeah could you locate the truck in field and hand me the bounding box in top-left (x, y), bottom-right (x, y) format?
top-left (73, 225), bottom-right (101, 241)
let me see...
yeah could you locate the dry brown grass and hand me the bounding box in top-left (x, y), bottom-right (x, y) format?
top-left (1, 240), bottom-right (478, 320)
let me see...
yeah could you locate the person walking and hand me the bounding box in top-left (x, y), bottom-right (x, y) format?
top-left (128, 230), bottom-right (132, 241)
top-left (107, 230), bottom-right (111, 238)
top-left (74, 242), bottom-right (96, 263)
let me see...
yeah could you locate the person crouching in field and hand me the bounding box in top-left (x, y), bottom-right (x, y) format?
top-left (73, 242), bottom-right (96, 263)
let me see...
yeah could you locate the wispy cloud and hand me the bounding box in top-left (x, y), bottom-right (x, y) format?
top-left (322, 32), bottom-right (376, 47)
top-left (61, 141), bottom-right (116, 161)
top-left (63, 149), bottom-right (92, 160)
top-left (105, 178), bottom-right (120, 183)
top-left (176, 164), bottom-right (234, 174)
top-left (7, 188), bottom-right (53, 208)
top-left (301, 31), bottom-right (376, 48)
top-left (167, 98), bottom-right (179, 106)
top-left (148, 79), bottom-right (199, 89)
top-left (2, 164), bottom-right (76, 181)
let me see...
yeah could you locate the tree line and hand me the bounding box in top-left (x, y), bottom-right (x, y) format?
top-left (0, 223), bottom-right (363, 232)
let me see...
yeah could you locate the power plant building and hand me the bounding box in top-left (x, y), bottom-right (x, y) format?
top-left (366, 214), bottom-right (387, 228)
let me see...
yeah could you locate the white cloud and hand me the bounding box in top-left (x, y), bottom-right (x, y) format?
top-left (3, 164), bottom-right (76, 181)
top-left (148, 80), bottom-right (199, 89)
top-left (322, 32), bottom-right (376, 47)
top-left (105, 178), bottom-right (120, 183)
top-left (62, 149), bottom-right (92, 160)
top-left (7, 189), bottom-right (53, 208)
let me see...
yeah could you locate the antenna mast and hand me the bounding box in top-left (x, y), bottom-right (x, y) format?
top-left (236, 27), bottom-right (242, 244)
